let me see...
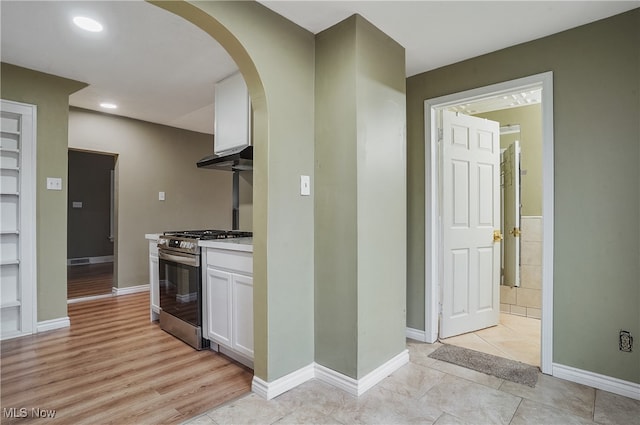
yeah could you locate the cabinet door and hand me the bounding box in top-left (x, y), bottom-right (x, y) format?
top-left (232, 274), bottom-right (253, 359)
top-left (149, 254), bottom-right (159, 319)
top-left (205, 267), bottom-right (233, 347)
top-left (214, 72), bottom-right (250, 154)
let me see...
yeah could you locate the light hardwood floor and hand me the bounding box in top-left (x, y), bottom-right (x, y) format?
top-left (67, 263), bottom-right (113, 299)
top-left (1, 293), bottom-right (252, 425)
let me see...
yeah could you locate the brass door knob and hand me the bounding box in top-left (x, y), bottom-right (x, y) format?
top-left (493, 230), bottom-right (503, 243)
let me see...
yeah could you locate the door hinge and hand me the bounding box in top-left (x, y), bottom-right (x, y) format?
top-left (438, 128), bottom-right (444, 141)
top-left (510, 227), bottom-right (521, 237)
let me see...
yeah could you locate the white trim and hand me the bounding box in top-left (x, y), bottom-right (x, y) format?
top-left (0, 100), bottom-right (37, 338)
top-left (252, 363), bottom-right (315, 400)
top-left (67, 293), bottom-right (114, 304)
top-left (314, 363), bottom-right (360, 395)
top-left (348, 349), bottom-right (409, 396)
top-left (553, 363), bottom-right (640, 401)
top-left (111, 284), bottom-right (149, 296)
top-left (67, 255), bottom-right (114, 266)
top-left (37, 317), bottom-right (70, 333)
top-left (539, 72), bottom-right (555, 375)
top-left (424, 72), bottom-right (554, 373)
top-left (406, 327), bottom-right (428, 342)
top-left (251, 350), bottom-right (410, 400)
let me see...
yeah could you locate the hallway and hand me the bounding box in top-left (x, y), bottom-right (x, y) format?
top-left (67, 263), bottom-right (113, 299)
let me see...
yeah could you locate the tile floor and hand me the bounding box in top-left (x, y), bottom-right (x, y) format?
top-left (440, 313), bottom-right (541, 367)
top-left (184, 339), bottom-right (640, 425)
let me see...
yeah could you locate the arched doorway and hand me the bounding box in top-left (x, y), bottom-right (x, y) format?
top-left (152, 1), bottom-right (317, 387)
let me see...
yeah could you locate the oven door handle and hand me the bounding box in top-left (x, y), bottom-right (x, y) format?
top-left (158, 250), bottom-right (199, 267)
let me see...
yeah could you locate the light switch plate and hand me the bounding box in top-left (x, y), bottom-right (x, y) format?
top-left (300, 175), bottom-right (310, 196)
top-left (159, 191), bottom-right (165, 201)
top-left (46, 177), bottom-right (62, 191)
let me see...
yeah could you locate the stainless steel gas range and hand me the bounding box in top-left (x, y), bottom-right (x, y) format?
top-left (157, 230), bottom-right (252, 350)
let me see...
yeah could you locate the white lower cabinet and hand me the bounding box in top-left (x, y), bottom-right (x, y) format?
top-left (231, 273), bottom-right (254, 359)
top-left (205, 267), bottom-right (232, 347)
top-left (203, 247), bottom-right (253, 364)
top-left (149, 240), bottom-right (160, 321)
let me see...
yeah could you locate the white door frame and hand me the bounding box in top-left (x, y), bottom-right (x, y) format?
top-left (424, 72), bottom-right (554, 374)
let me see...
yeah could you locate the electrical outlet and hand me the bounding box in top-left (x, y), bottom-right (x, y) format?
top-left (46, 177), bottom-right (62, 191)
top-left (619, 330), bottom-right (633, 352)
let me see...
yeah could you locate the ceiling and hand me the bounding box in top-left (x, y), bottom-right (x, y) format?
top-left (1, 1), bottom-right (637, 135)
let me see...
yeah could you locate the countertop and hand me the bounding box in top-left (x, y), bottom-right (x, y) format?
top-left (145, 233), bottom-right (252, 253)
top-left (199, 237), bottom-right (253, 253)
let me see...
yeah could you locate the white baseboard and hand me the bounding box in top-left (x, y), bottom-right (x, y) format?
top-left (253, 363), bottom-right (316, 400)
top-left (314, 363), bottom-right (360, 396)
top-left (68, 293), bottom-right (113, 304)
top-left (406, 327), bottom-right (428, 342)
top-left (252, 349), bottom-right (409, 400)
top-left (112, 284), bottom-right (149, 296)
top-left (67, 255), bottom-right (113, 266)
top-left (553, 363), bottom-right (640, 401)
top-left (355, 349), bottom-right (410, 395)
top-left (37, 317), bottom-right (70, 333)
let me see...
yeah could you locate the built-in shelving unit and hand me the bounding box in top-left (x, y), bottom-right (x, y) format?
top-left (1, 101), bottom-right (36, 340)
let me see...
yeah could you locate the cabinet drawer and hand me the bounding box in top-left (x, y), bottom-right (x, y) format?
top-left (206, 249), bottom-right (252, 274)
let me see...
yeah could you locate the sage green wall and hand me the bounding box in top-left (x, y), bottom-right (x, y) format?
top-left (155, 1), bottom-right (316, 381)
top-left (68, 108), bottom-right (232, 289)
top-left (475, 104), bottom-right (542, 216)
top-left (315, 15), bottom-right (406, 379)
top-left (354, 16), bottom-right (407, 377)
top-left (315, 16), bottom-right (358, 376)
top-left (407, 9), bottom-right (639, 383)
top-left (1, 63), bottom-right (86, 322)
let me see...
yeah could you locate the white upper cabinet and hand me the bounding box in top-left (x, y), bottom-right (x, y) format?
top-left (214, 72), bottom-right (251, 155)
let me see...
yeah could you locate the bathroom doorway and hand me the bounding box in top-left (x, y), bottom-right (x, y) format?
top-left (425, 72), bottom-right (554, 373)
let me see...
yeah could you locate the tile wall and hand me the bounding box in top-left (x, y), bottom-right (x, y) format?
top-left (501, 216), bottom-right (542, 318)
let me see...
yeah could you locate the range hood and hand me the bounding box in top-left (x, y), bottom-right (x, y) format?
top-left (197, 146), bottom-right (253, 171)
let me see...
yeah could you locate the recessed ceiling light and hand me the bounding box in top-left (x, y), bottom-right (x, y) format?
top-left (100, 103), bottom-right (117, 109)
top-left (73, 16), bottom-right (103, 32)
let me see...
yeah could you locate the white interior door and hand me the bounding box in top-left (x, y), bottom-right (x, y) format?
top-left (503, 141), bottom-right (521, 287)
top-left (1, 100), bottom-right (36, 339)
top-left (440, 110), bottom-right (500, 338)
